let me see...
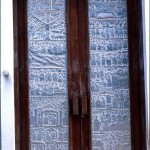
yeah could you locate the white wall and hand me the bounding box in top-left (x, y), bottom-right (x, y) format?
top-left (143, 0), bottom-right (149, 148)
top-left (1, 0), bottom-right (15, 150)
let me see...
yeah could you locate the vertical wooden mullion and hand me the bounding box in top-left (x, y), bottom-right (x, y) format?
top-left (13, 0), bottom-right (29, 150)
top-left (127, 0), bottom-right (147, 149)
top-left (67, 0), bottom-right (81, 149)
top-left (77, 0), bottom-right (91, 149)
top-left (67, 0), bottom-right (92, 149)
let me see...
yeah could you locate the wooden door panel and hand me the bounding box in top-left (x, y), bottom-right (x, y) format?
top-left (13, 0), bottom-right (147, 150)
top-left (67, 0), bottom-right (81, 149)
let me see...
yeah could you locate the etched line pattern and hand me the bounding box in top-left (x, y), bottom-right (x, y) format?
top-left (89, 0), bottom-right (131, 150)
top-left (28, 0), bottom-right (69, 149)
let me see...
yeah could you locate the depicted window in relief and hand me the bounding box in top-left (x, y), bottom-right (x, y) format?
top-left (28, 0), bottom-right (69, 149)
top-left (88, 0), bottom-right (131, 149)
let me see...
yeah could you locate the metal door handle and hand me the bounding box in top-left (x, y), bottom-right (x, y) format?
top-left (2, 70), bottom-right (9, 77)
top-left (73, 96), bottom-right (88, 116)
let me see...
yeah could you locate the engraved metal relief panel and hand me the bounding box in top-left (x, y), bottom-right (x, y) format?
top-left (28, 0), bottom-right (69, 149)
top-left (88, 0), bottom-right (131, 149)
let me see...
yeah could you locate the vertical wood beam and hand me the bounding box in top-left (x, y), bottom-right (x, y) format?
top-left (127, 0), bottom-right (147, 149)
top-left (78, 0), bottom-right (91, 149)
top-left (67, 0), bottom-right (81, 149)
top-left (67, 0), bottom-right (91, 149)
top-left (13, 0), bottom-right (29, 150)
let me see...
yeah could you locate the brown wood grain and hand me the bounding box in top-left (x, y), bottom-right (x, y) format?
top-left (13, 0), bottom-right (147, 149)
top-left (13, 0), bottom-right (30, 149)
top-left (73, 96), bottom-right (79, 115)
top-left (127, 0), bottom-right (147, 149)
top-left (81, 96), bottom-right (88, 115)
top-left (67, 0), bottom-right (92, 149)
top-left (66, 0), bottom-right (81, 149)
top-left (77, 0), bottom-right (91, 149)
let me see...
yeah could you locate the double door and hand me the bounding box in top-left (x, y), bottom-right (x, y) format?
top-left (14, 0), bottom-right (146, 150)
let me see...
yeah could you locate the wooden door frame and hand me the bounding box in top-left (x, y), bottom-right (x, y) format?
top-left (13, 0), bottom-right (147, 149)
top-left (13, 0), bottom-right (29, 149)
top-left (127, 0), bottom-right (147, 149)
top-left (67, 0), bottom-right (91, 149)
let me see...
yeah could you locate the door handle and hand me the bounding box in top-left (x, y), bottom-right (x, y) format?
top-left (81, 96), bottom-right (88, 116)
top-left (72, 96), bottom-right (88, 116)
top-left (73, 96), bottom-right (79, 115)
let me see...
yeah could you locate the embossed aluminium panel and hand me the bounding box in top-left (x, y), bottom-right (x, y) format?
top-left (27, 0), bottom-right (69, 149)
top-left (88, 0), bottom-right (131, 149)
